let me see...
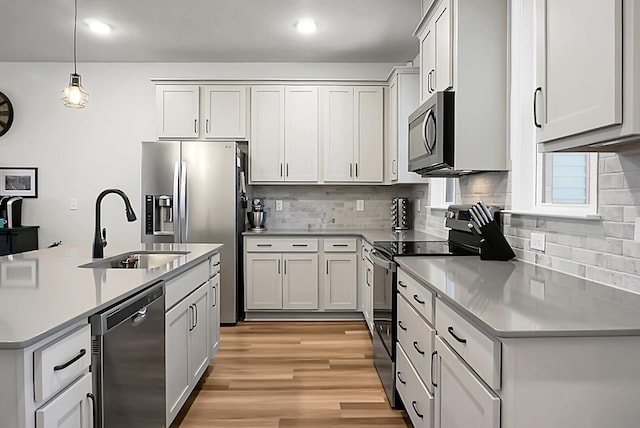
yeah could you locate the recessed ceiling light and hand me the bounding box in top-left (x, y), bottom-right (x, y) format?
top-left (85, 19), bottom-right (112, 35)
top-left (296, 18), bottom-right (317, 34)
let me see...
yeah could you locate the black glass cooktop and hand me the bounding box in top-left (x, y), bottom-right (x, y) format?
top-left (374, 240), bottom-right (475, 258)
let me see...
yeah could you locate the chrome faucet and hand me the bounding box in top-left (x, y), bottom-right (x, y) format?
top-left (93, 189), bottom-right (137, 258)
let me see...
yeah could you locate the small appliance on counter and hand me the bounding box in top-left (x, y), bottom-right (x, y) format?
top-left (0, 196), bottom-right (23, 228)
top-left (247, 198), bottom-right (267, 232)
top-left (391, 198), bottom-right (410, 230)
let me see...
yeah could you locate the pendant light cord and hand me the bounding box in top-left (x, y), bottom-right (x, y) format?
top-left (73, 0), bottom-right (78, 75)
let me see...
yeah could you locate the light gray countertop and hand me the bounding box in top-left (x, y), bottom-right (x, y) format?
top-left (243, 228), bottom-right (444, 244)
top-left (0, 242), bottom-right (222, 349)
top-left (398, 256), bottom-right (640, 338)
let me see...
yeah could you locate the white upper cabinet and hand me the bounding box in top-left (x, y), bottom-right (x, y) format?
top-left (202, 85), bottom-right (248, 140)
top-left (388, 67), bottom-right (427, 184)
top-left (156, 85), bottom-right (200, 139)
top-left (535, 0), bottom-right (640, 152)
top-left (250, 86), bottom-right (286, 182)
top-left (156, 84), bottom-right (248, 140)
top-left (250, 86), bottom-right (319, 183)
top-left (322, 86), bottom-right (384, 183)
top-left (418, 0), bottom-right (452, 103)
top-left (284, 87), bottom-right (319, 182)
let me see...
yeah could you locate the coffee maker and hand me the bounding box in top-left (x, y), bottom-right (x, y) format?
top-left (0, 196), bottom-right (23, 228)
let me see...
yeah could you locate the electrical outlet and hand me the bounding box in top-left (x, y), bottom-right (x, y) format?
top-left (417, 199), bottom-right (421, 212)
top-left (635, 218), bottom-right (640, 242)
top-left (275, 200), bottom-right (283, 211)
top-left (70, 198), bottom-right (78, 211)
top-left (356, 200), bottom-right (364, 211)
top-left (530, 232), bottom-right (546, 252)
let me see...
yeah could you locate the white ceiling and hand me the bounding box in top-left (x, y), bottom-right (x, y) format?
top-left (1, 0), bottom-right (422, 63)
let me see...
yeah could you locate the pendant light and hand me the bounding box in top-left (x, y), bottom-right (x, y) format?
top-left (61, 0), bottom-right (88, 108)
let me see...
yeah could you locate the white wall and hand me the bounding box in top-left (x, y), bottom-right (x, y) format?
top-left (0, 62), bottom-right (398, 249)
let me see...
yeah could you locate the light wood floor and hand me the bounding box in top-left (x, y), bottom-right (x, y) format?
top-left (173, 321), bottom-right (411, 427)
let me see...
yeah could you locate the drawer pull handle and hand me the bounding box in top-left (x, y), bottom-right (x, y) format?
top-left (431, 351), bottom-right (438, 388)
top-left (292, 244), bottom-right (308, 247)
top-left (398, 321), bottom-right (407, 331)
top-left (87, 392), bottom-right (97, 428)
top-left (413, 341), bottom-right (425, 355)
top-left (448, 326), bottom-right (467, 344)
top-left (212, 261), bottom-right (221, 267)
top-left (398, 280), bottom-right (407, 288)
top-left (397, 372), bottom-right (407, 385)
top-left (256, 244), bottom-right (272, 247)
top-left (411, 401), bottom-right (424, 419)
top-left (413, 294), bottom-right (425, 305)
top-left (332, 244), bottom-right (349, 247)
top-left (53, 349), bottom-right (86, 371)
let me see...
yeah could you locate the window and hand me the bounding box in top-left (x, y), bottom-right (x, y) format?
top-left (429, 177), bottom-right (456, 208)
top-left (510, 0), bottom-right (598, 217)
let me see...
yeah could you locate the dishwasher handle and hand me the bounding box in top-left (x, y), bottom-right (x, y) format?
top-left (131, 307), bottom-right (148, 326)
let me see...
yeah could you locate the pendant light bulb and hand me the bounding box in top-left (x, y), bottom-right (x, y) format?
top-left (62, 0), bottom-right (88, 108)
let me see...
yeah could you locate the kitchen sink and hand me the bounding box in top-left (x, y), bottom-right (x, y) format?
top-left (79, 250), bottom-right (190, 269)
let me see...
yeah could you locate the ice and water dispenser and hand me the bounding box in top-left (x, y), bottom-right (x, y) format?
top-left (144, 195), bottom-right (173, 235)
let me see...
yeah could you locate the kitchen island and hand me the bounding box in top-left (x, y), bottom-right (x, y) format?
top-left (0, 242), bottom-right (222, 428)
top-left (395, 256), bottom-right (640, 428)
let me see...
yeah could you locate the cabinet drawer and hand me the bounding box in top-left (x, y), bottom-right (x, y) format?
top-left (323, 238), bottom-right (357, 252)
top-left (245, 238), bottom-right (318, 252)
top-left (397, 268), bottom-right (434, 325)
top-left (34, 324), bottom-right (91, 403)
top-left (166, 261), bottom-right (209, 310)
top-left (396, 344), bottom-right (434, 428)
top-left (397, 294), bottom-right (435, 393)
top-left (435, 299), bottom-right (501, 390)
top-left (209, 253), bottom-right (221, 277)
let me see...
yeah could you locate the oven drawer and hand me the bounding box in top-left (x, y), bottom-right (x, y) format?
top-left (435, 299), bottom-right (501, 390)
top-left (396, 343), bottom-right (434, 428)
top-left (397, 294), bottom-right (436, 393)
top-left (397, 268), bottom-right (434, 325)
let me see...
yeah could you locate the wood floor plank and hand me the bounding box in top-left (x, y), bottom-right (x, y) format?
top-left (173, 320), bottom-right (410, 428)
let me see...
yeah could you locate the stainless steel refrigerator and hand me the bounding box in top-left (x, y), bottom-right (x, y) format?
top-left (141, 141), bottom-right (246, 324)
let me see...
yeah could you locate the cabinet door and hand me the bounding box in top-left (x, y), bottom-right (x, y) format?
top-left (364, 257), bottom-right (374, 333)
top-left (434, 337), bottom-right (500, 428)
top-left (156, 85), bottom-right (200, 139)
top-left (284, 86), bottom-right (319, 182)
top-left (36, 372), bottom-right (93, 428)
top-left (535, 0), bottom-right (622, 143)
top-left (420, 26), bottom-right (436, 102)
top-left (433, 0), bottom-right (453, 92)
top-left (323, 253), bottom-right (358, 310)
top-left (189, 283), bottom-right (210, 384)
top-left (250, 86), bottom-right (285, 182)
top-left (354, 87), bottom-right (384, 182)
top-left (245, 253), bottom-right (283, 309)
top-left (321, 87), bottom-right (355, 182)
top-left (389, 76), bottom-right (399, 182)
top-left (210, 273), bottom-right (221, 356)
top-left (203, 85), bottom-right (247, 139)
top-left (283, 253), bottom-right (319, 309)
top-left (166, 295), bottom-right (192, 424)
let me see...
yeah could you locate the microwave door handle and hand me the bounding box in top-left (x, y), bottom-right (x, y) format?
top-left (422, 109), bottom-right (432, 155)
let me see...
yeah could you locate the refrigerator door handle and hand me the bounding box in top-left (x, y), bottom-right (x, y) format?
top-left (173, 161), bottom-right (181, 243)
top-left (180, 161), bottom-right (188, 243)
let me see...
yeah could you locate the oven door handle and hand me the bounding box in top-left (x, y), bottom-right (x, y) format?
top-left (369, 250), bottom-right (396, 272)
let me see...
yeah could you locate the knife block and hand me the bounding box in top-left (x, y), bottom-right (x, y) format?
top-left (479, 221), bottom-right (516, 261)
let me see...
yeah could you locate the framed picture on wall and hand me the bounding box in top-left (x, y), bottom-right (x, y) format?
top-left (0, 167), bottom-right (38, 198)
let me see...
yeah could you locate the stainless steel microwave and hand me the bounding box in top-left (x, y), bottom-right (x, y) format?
top-left (408, 91), bottom-right (455, 176)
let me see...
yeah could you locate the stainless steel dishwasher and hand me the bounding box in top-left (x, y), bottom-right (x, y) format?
top-left (90, 281), bottom-right (166, 428)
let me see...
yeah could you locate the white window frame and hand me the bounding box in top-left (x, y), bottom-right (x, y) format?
top-left (510, 0), bottom-right (598, 218)
top-left (428, 177), bottom-right (456, 208)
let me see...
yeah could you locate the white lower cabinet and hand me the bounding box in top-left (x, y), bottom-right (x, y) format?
top-left (166, 282), bottom-right (210, 425)
top-left (35, 372), bottom-right (93, 428)
top-left (210, 271), bottom-right (221, 356)
top-left (362, 253), bottom-right (374, 333)
top-left (283, 254), bottom-right (319, 309)
top-left (434, 336), bottom-right (500, 428)
top-left (245, 254), bottom-right (283, 309)
top-left (323, 253), bottom-right (358, 310)
top-left (397, 345), bottom-right (434, 428)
